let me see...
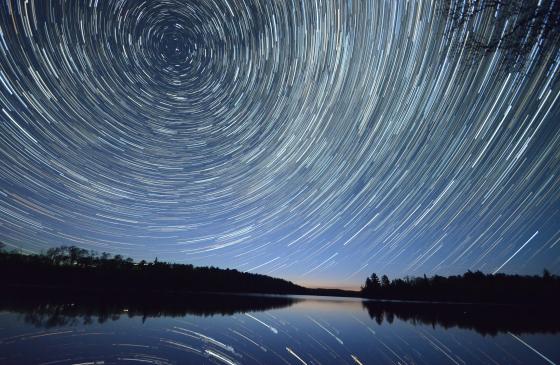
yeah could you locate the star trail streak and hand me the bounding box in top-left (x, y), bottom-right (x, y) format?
top-left (0, 0), bottom-right (559, 287)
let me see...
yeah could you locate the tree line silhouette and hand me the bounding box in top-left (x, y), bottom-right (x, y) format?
top-left (0, 244), bottom-right (358, 297)
top-left (4, 243), bottom-right (557, 304)
top-left (0, 244), bottom-right (308, 295)
top-left (361, 270), bottom-right (560, 304)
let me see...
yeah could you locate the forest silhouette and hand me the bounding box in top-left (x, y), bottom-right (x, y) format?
top-left (0, 244), bottom-right (352, 297)
top-left (1, 244), bottom-right (559, 305)
top-left (361, 270), bottom-right (560, 304)
top-left (0, 245), bottom-right (307, 295)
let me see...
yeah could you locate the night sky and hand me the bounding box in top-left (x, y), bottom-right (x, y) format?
top-left (0, 0), bottom-right (559, 289)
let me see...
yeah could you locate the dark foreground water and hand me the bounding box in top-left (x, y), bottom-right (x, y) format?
top-left (0, 292), bottom-right (558, 365)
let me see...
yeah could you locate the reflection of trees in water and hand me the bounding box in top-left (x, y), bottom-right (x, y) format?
top-left (1, 289), bottom-right (300, 329)
top-left (362, 300), bottom-right (560, 336)
top-left (20, 304), bottom-right (129, 328)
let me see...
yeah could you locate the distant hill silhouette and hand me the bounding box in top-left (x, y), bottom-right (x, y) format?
top-left (361, 270), bottom-right (560, 305)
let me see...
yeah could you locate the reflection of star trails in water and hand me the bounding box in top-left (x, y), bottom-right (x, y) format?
top-left (508, 332), bottom-right (557, 365)
top-left (245, 313), bottom-right (278, 334)
top-left (205, 349), bottom-right (238, 365)
top-left (308, 316), bottom-right (344, 345)
top-left (0, 296), bottom-right (559, 364)
top-left (286, 347), bottom-right (308, 365)
top-left (351, 354), bottom-right (364, 365)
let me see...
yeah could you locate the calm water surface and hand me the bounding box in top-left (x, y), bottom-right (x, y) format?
top-left (0, 293), bottom-right (558, 364)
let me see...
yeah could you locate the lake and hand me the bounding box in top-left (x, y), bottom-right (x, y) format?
top-left (0, 292), bottom-right (558, 364)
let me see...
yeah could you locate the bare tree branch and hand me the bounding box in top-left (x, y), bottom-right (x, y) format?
top-left (441, 0), bottom-right (560, 76)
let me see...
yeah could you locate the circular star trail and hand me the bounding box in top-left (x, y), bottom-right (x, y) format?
top-left (0, 0), bottom-right (559, 287)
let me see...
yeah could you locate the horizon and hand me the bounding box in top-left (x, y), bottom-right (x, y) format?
top-left (2, 244), bottom-right (554, 293)
top-left (0, 1), bottom-right (559, 289)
